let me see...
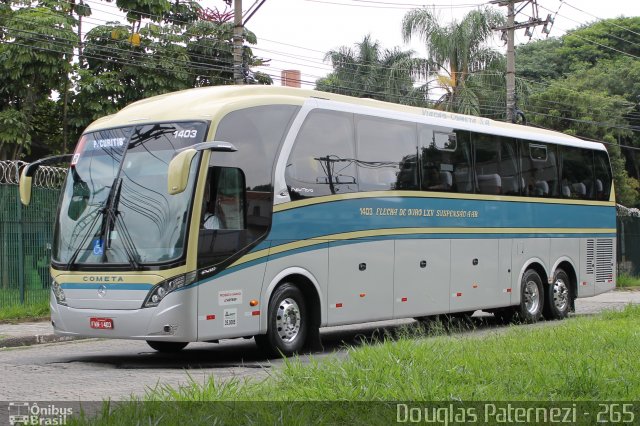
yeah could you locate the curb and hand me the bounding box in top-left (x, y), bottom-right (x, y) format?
top-left (0, 334), bottom-right (85, 349)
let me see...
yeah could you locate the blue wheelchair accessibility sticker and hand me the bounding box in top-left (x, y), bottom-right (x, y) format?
top-left (93, 239), bottom-right (104, 256)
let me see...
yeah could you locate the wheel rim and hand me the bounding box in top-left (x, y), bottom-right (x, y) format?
top-left (553, 277), bottom-right (569, 312)
top-left (275, 298), bottom-right (301, 343)
top-left (524, 280), bottom-right (540, 314)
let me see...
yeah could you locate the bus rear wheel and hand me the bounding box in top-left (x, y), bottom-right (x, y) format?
top-left (515, 269), bottom-right (544, 323)
top-left (146, 341), bottom-right (188, 353)
top-left (255, 283), bottom-right (308, 357)
top-left (544, 268), bottom-right (571, 320)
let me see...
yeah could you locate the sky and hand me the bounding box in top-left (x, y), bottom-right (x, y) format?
top-left (237, 0), bottom-right (640, 87)
top-left (83, 0), bottom-right (640, 88)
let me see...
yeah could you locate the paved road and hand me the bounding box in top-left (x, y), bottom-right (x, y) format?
top-left (0, 290), bottom-right (638, 401)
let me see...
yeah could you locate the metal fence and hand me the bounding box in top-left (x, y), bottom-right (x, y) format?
top-left (618, 215), bottom-right (640, 276)
top-left (0, 161), bottom-right (66, 308)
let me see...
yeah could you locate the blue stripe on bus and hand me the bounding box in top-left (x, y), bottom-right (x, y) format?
top-left (60, 283), bottom-right (154, 291)
top-left (268, 197), bottom-right (615, 241)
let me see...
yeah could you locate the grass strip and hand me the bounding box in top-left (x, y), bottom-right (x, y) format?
top-left (75, 305), bottom-right (640, 425)
top-left (617, 273), bottom-right (640, 289)
top-left (0, 301), bottom-right (49, 322)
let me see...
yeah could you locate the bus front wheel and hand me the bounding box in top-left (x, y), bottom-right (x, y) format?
top-left (146, 340), bottom-right (188, 353)
top-left (255, 283), bottom-right (308, 357)
top-left (516, 269), bottom-right (544, 323)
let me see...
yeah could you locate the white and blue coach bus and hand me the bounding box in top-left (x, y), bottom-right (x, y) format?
top-left (19, 86), bottom-right (616, 355)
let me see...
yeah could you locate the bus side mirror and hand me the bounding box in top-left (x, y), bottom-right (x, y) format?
top-left (167, 141), bottom-right (238, 195)
top-left (19, 169), bottom-right (33, 206)
top-left (168, 149), bottom-right (197, 195)
top-left (18, 154), bottom-right (73, 206)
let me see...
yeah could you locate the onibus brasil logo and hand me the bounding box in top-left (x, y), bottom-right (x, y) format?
top-left (8, 402), bottom-right (73, 425)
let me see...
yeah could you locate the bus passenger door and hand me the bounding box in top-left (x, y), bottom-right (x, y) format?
top-left (328, 240), bottom-right (394, 325)
top-left (393, 239), bottom-right (450, 318)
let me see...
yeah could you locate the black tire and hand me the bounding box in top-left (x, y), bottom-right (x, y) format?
top-left (515, 269), bottom-right (544, 323)
top-left (255, 283), bottom-right (308, 357)
top-left (146, 340), bottom-right (188, 353)
top-left (544, 268), bottom-right (571, 320)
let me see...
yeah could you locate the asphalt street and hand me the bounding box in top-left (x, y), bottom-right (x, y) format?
top-left (0, 290), bottom-right (638, 401)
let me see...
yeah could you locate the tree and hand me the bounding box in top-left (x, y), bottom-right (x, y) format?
top-left (0, 4), bottom-right (76, 160)
top-left (516, 17), bottom-right (640, 206)
top-left (68, 2), bottom-right (272, 145)
top-left (316, 35), bottom-right (430, 106)
top-left (402, 6), bottom-right (505, 114)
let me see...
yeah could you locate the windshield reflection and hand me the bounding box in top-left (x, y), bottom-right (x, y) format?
top-left (53, 122), bottom-right (207, 267)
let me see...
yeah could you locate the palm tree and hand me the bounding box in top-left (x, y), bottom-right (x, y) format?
top-left (316, 35), bottom-right (430, 106)
top-left (402, 6), bottom-right (505, 115)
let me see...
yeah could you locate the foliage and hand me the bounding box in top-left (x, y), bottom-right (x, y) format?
top-left (0, 4), bottom-right (76, 159)
top-left (315, 35), bottom-right (430, 106)
top-left (401, 6), bottom-right (504, 114)
top-left (0, 0), bottom-right (272, 160)
top-left (617, 273), bottom-right (640, 288)
top-left (517, 17), bottom-right (640, 206)
top-left (0, 300), bottom-right (49, 322)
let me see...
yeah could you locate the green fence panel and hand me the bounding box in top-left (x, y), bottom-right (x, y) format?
top-left (618, 216), bottom-right (640, 276)
top-left (0, 161), bottom-right (65, 308)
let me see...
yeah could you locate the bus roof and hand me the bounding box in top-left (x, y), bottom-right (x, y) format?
top-left (85, 85), bottom-right (606, 151)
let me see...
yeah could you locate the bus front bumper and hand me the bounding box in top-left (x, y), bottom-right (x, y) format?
top-left (50, 292), bottom-right (197, 342)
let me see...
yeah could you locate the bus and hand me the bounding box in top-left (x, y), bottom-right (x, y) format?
top-left (19, 86), bottom-right (616, 356)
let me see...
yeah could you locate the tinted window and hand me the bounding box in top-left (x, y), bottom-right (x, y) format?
top-left (198, 167), bottom-right (247, 266)
top-left (419, 126), bottom-right (472, 193)
top-left (474, 134), bottom-right (500, 195)
top-left (355, 115), bottom-right (418, 191)
top-left (199, 105), bottom-right (299, 268)
top-left (594, 150), bottom-right (612, 201)
top-left (474, 134), bottom-right (520, 196)
top-left (559, 146), bottom-right (594, 200)
top-left (286, 110), bottom-right (357, 198)
top-left (451, 131), bottom-right (473, 193)
top-left (521, 141), bottom-right (558, 197)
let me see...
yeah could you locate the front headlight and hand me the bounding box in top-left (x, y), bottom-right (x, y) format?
top-left (142, 272), bottom-right (197, 308)
top-left (51, 280), bottom-right (67, 306)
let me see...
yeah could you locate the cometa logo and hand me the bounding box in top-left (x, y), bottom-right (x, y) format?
top-left (82, 276), bottom-right (125, 282)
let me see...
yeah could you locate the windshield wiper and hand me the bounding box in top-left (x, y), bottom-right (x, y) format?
top-left (104, 178), bottom-right (142, 271)
top-left (64, 209), bottom-right (103, 270)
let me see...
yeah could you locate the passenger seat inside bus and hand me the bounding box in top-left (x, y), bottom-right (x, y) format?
top-left (534, 180), bottom-right (549, 196)
top-left (477, 173), bottom-right (501, 195)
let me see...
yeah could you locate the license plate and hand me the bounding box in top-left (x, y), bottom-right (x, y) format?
top-left (90, 317), bottom-right (114, 330)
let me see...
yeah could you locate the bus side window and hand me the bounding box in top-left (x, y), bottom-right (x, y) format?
top-left (559, 146), bottom-right (595, 200)
top-left (521, 141), bottom-right (558, 197)
top-left (452, 131), bottom-right (473, 193)
top-left (199, 167), bottom-right (247, 267)
top-left (355, 115), bottom-right (418, 191)
top-left (285, 109), bottom-right (357, 199)
top-left (594, 150), bottom-right (612, 201)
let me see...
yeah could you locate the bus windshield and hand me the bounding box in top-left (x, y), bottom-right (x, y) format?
top-left (53, 122), bottom-right (207, 267)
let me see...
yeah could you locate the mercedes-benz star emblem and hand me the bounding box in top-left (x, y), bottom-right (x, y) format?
top-left (97, 285), bottom-right (107, 297)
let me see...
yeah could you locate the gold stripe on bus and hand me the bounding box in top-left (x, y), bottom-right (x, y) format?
top-left (229, 227), bottom-right (616, 268)
top-left (273, 190), bottom-right (616, 213)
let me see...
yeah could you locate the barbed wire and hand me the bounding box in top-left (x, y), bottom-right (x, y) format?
top-left (0, 160), bottom-right (67, 189)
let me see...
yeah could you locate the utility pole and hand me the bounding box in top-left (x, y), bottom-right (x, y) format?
top-left (233, 0), bottom-right (244, 84)
top-left (491, 0), bottom-right (553, 122)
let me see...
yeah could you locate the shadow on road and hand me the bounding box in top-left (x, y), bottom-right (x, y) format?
top-left (57, 314), bottom-right (509, 370)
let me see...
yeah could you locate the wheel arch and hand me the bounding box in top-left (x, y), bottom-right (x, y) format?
top-left (260, 267), bottom-right (324, 334)
top-left (516, 258), bottom-right (549, 304)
